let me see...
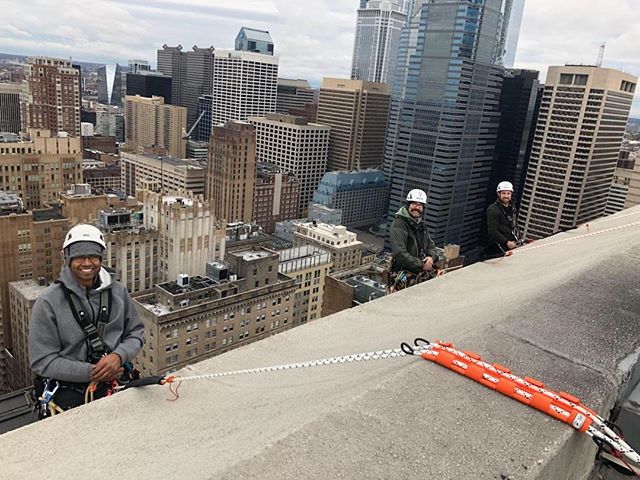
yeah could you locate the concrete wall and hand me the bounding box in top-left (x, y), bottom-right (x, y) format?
top-left (1, 207), bottom-right (639, 479)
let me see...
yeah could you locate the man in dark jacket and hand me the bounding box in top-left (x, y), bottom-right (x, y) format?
top-left (29, 224), bottom-right (144, 416)
top-left (485, 181), bottom-right (521, 257)
top-left (388, 189), bottom-right (442, 291)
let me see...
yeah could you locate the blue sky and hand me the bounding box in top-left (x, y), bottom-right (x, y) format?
top-left (1, 0), bottom-right (638, 114)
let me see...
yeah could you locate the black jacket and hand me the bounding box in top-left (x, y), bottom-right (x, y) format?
top-left (486, 200), bottom-right (519, 251)
top-left (389, 206), bottom-right (441, 274)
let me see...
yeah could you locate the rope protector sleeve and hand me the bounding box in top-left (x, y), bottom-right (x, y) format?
top-left (420, 341), bottom-right (593, 432)
top-left (410, 339), bottom-right (640, 474)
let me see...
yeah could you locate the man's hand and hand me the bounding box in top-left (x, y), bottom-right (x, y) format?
top-left (422, 256), bottom-right (434, 271)
top-left (91, 353), bottom-right (123, 382)
top-left (506, 241), bottom-right (517, 250)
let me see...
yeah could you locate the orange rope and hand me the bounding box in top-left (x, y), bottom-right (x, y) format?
top-left (161, 375), bottom-right (182, 401)
top-left (168, 380), bottom-right (182, 401)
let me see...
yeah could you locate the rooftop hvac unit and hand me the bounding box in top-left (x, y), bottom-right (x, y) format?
top-left (206, 261), bottom-right (229, 282)
top-left (177, 273), bottom-right (189, 287)
top-left (72, 183), bottom-right (91, 195)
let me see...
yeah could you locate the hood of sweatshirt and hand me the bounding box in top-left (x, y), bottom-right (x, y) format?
top-left (59, 265), bottom-right (114, 297)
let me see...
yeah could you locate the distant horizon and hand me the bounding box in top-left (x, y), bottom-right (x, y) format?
top-left (1, 0), bottom-right (638, 115)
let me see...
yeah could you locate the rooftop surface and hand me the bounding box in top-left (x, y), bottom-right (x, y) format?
top-left (2, 207), bottom-right (640, 479)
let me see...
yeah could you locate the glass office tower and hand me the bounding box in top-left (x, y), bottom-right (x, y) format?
top-left (383, 0), bottom-right (507, 252)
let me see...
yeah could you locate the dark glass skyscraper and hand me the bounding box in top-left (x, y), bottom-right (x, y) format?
top-left (489, 69), bottom-right (540, 206)
top-left (96, 64), bottom-right (123, 107)
top-left (196, 95), bottom-right (213, 142)
top-left (157, 45), bottom-right (214, 129)
top-left (383, 0), bottom-right (507, 252)
top-left (126, 72), bottom-right (172, 104)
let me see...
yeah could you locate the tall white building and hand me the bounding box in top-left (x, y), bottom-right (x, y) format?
top-left (139, 190), bottom-right (226, 283)
top-left (249, 114), bottom-right (330, 216)
top-left (519, 66), bottom-right (637, 239)
top-left (350, 0), bottom-right (408, 91)
top-left (212, 50), bottom-right (278, 125)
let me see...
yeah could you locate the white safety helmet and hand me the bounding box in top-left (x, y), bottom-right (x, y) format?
top-left (496, 181), bottom-right (514, 193)
top-left (406, 189), bottom-right (427, 205)
top-left (62, 224), bottom-right (106, 250)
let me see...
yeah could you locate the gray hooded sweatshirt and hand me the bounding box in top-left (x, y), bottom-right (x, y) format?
top-left (29, 266), bottom-right (144, 383)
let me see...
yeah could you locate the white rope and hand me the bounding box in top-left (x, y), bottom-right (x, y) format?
top-left (157, 339), bottom-right (639, 473)
top-left (174, 346), bottom-right (429, 382)
top-left (581, 209), bottom-right (640, 226)
top-left (516, 220), bottom-right (640, 254)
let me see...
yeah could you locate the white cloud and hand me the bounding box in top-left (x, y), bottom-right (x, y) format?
top-left (0, 0), bottom-right (637, 113)
top-left (0, 24), bottom-right (32, 37)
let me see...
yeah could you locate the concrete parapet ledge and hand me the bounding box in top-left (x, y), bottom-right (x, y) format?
top-left (2, 207), bottom-right (640, 480)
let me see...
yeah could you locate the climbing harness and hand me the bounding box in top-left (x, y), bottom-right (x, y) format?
top-left (32, 283), bottom-right (138, 419)
top-left (401, 338), bottom-right (640, 476)
top-left (124, 338), bottom-right (640, 475)
top-left (387, 268), bottom-right (439, 293)
top-left (56, 281), bottom-right (112, 363)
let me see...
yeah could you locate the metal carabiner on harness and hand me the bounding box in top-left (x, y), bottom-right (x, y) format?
top-left (41, 379), bottom-right (59, 404)
top-left (35, 379), bottom-right (60, 418)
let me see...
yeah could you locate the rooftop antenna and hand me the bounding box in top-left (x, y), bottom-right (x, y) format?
top-left (596, 42), bottom-right (605, 67)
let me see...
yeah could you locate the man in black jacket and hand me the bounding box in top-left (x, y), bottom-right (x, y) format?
top-left (388, 189), bottom-right (442, 291)
top-left (485, 181), bottom-right (521, 257)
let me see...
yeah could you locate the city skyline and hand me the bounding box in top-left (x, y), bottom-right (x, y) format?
top-left (0, 0), bottom-right (638, 114)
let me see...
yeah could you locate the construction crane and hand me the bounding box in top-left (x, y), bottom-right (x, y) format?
top-left (596, 42), bottom-right (606, 67)
top-left (182, 110), bottom-right (207, 140)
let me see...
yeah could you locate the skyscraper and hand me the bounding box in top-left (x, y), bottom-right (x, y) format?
top-left (157, 45), bottom-right (185, 106)
top-left (124, 95), bottom-right (187, 158)
top-left (183, 46), bottom-right (215, 129)
top-left (21, 57), bottom-right (81, 136)
top-left (0, 83), bottom-right (21, 134)
top-left (383, 0), bottom-right (506, 252)
top-left (490, 69), bottom-right (540, 205)
top-left (96, 64), bottom-right (124, 107)
top-left (0, 204), bottom-right (68, 391)
top-left (317, 78), bottom-right (390, 172)
top-left (126, 71), bottom-right (172, 104)
top-left (0, 130), bottom-right (82, 209)
top-left (128, 59), bottom-right (150, 74)
top-left (235, 27), bottom-right (274, 55)
top-left (253, 163), bottom-right (300, 234)
top-left (276, 79), bottom-right (316, 116)
top-left (518, 66), bottom-right (637, 239)
top-left (157, 45), bottom-right (215, 129)
top-left (212, 50), bottom-right (278, 125)
top-left (499, 0), bottom-right (525, 68)
top-left (206, 121), bottom-right (256, 223)
top-left (139, 189), bottom-right (225, 283)
top-left (351, 0), bottom-right (408, 91)
top-left (249, 114), bottom-right (330, 216)
top-left (196, 95), bottom-right (213, 142)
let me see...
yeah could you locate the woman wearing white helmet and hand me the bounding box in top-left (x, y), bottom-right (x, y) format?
top-left (388, 189), bottom-right (442, 291)
top-left (28, 224), bottom-right (144, 416)
top-left (484, 181), bottom-right (521, 257)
